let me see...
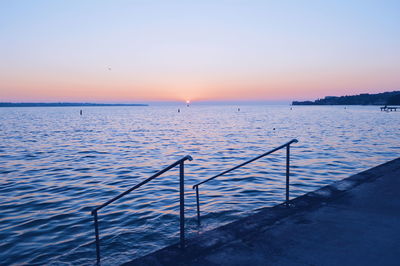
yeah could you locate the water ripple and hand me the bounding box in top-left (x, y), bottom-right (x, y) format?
top-left (0, 105), bottom-right (399, 265)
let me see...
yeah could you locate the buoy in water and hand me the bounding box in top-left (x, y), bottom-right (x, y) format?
top-left (178, 108), bottom-right (180, 113)
top-left (80, 110), bottom-right (82, 115)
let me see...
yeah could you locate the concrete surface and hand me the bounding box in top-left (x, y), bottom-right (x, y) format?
top-left (124, 158), bottom-right (400, 266)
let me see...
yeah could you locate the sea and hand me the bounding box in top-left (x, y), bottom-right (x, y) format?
top-left (0, 104), bottom-right (399, 265)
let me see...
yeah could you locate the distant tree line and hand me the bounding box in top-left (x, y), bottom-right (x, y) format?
top-left (292, 91), bottom-right (400, 105)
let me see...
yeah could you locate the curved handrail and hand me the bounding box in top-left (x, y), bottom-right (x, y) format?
top-left (192, 139), bottom-right (298, 224)
top-left (91, 155), bottom-right (193, 264)
top-left (193, 139), bottom-right (298, 189)
top-left (92, 155), bottom-right (192, 214)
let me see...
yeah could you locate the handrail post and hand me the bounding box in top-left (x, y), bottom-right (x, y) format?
top-left (286, 144), bottom-right (290, 205)
top-left (179, 161), bottom-right (185, 249)
top-left (195, 185), bottom-right (201, 225)
top-left (90, 156), bottom-right (193, 263)
top-left (93, 210), bottom-right (101, 264)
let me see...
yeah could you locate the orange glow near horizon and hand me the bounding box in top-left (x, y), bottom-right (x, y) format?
top-left (1, 82), bottom-right (399, 103)
top-left (1, 66), bottom-right (399, 103)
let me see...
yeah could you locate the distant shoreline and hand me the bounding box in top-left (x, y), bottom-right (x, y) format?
top-left (0, 103), bottom-right (148, 107)
top-left (292, 90), bottom-right (400, 106)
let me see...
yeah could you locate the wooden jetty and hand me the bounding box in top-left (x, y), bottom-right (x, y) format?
top-left (380, 106), bottom-right (398, 111)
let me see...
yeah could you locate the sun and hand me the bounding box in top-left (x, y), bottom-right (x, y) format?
top-left (186, 100), bottom-right (190, 104)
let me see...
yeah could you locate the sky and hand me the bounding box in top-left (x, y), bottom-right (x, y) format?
top-left (0, 0), bottom-right (399, 103)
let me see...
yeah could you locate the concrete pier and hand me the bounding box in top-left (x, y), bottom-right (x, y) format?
top-left (124, 158), bottom-right (400, 266)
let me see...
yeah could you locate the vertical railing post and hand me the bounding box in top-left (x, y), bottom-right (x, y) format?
top-left (286, 144), bottom-right (290, 205)
top-left (195, 185), bottom-right (201, 225)
top-left (93, 210), bottom-right (101, 264)
top-left (179, 161), bottom-right (185, 249)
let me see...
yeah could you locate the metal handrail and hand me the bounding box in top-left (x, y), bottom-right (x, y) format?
top-left (91, 155), bottom-right (193, 264)
top-left (192, 139), bottom-right (298, 224)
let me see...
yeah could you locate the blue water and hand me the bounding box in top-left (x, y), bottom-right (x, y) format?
top-left (0, 105), bottom-right (399, 265)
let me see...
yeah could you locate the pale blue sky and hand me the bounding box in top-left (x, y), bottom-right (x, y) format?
top-left (1, 0), bottom-right (399, 102)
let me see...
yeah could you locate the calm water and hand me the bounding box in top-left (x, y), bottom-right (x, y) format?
top-left (0, 105), bottom-right (399, 265)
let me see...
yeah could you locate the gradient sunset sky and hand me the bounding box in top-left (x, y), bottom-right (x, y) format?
top-left (1, 0), bottom-right (399, 103)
